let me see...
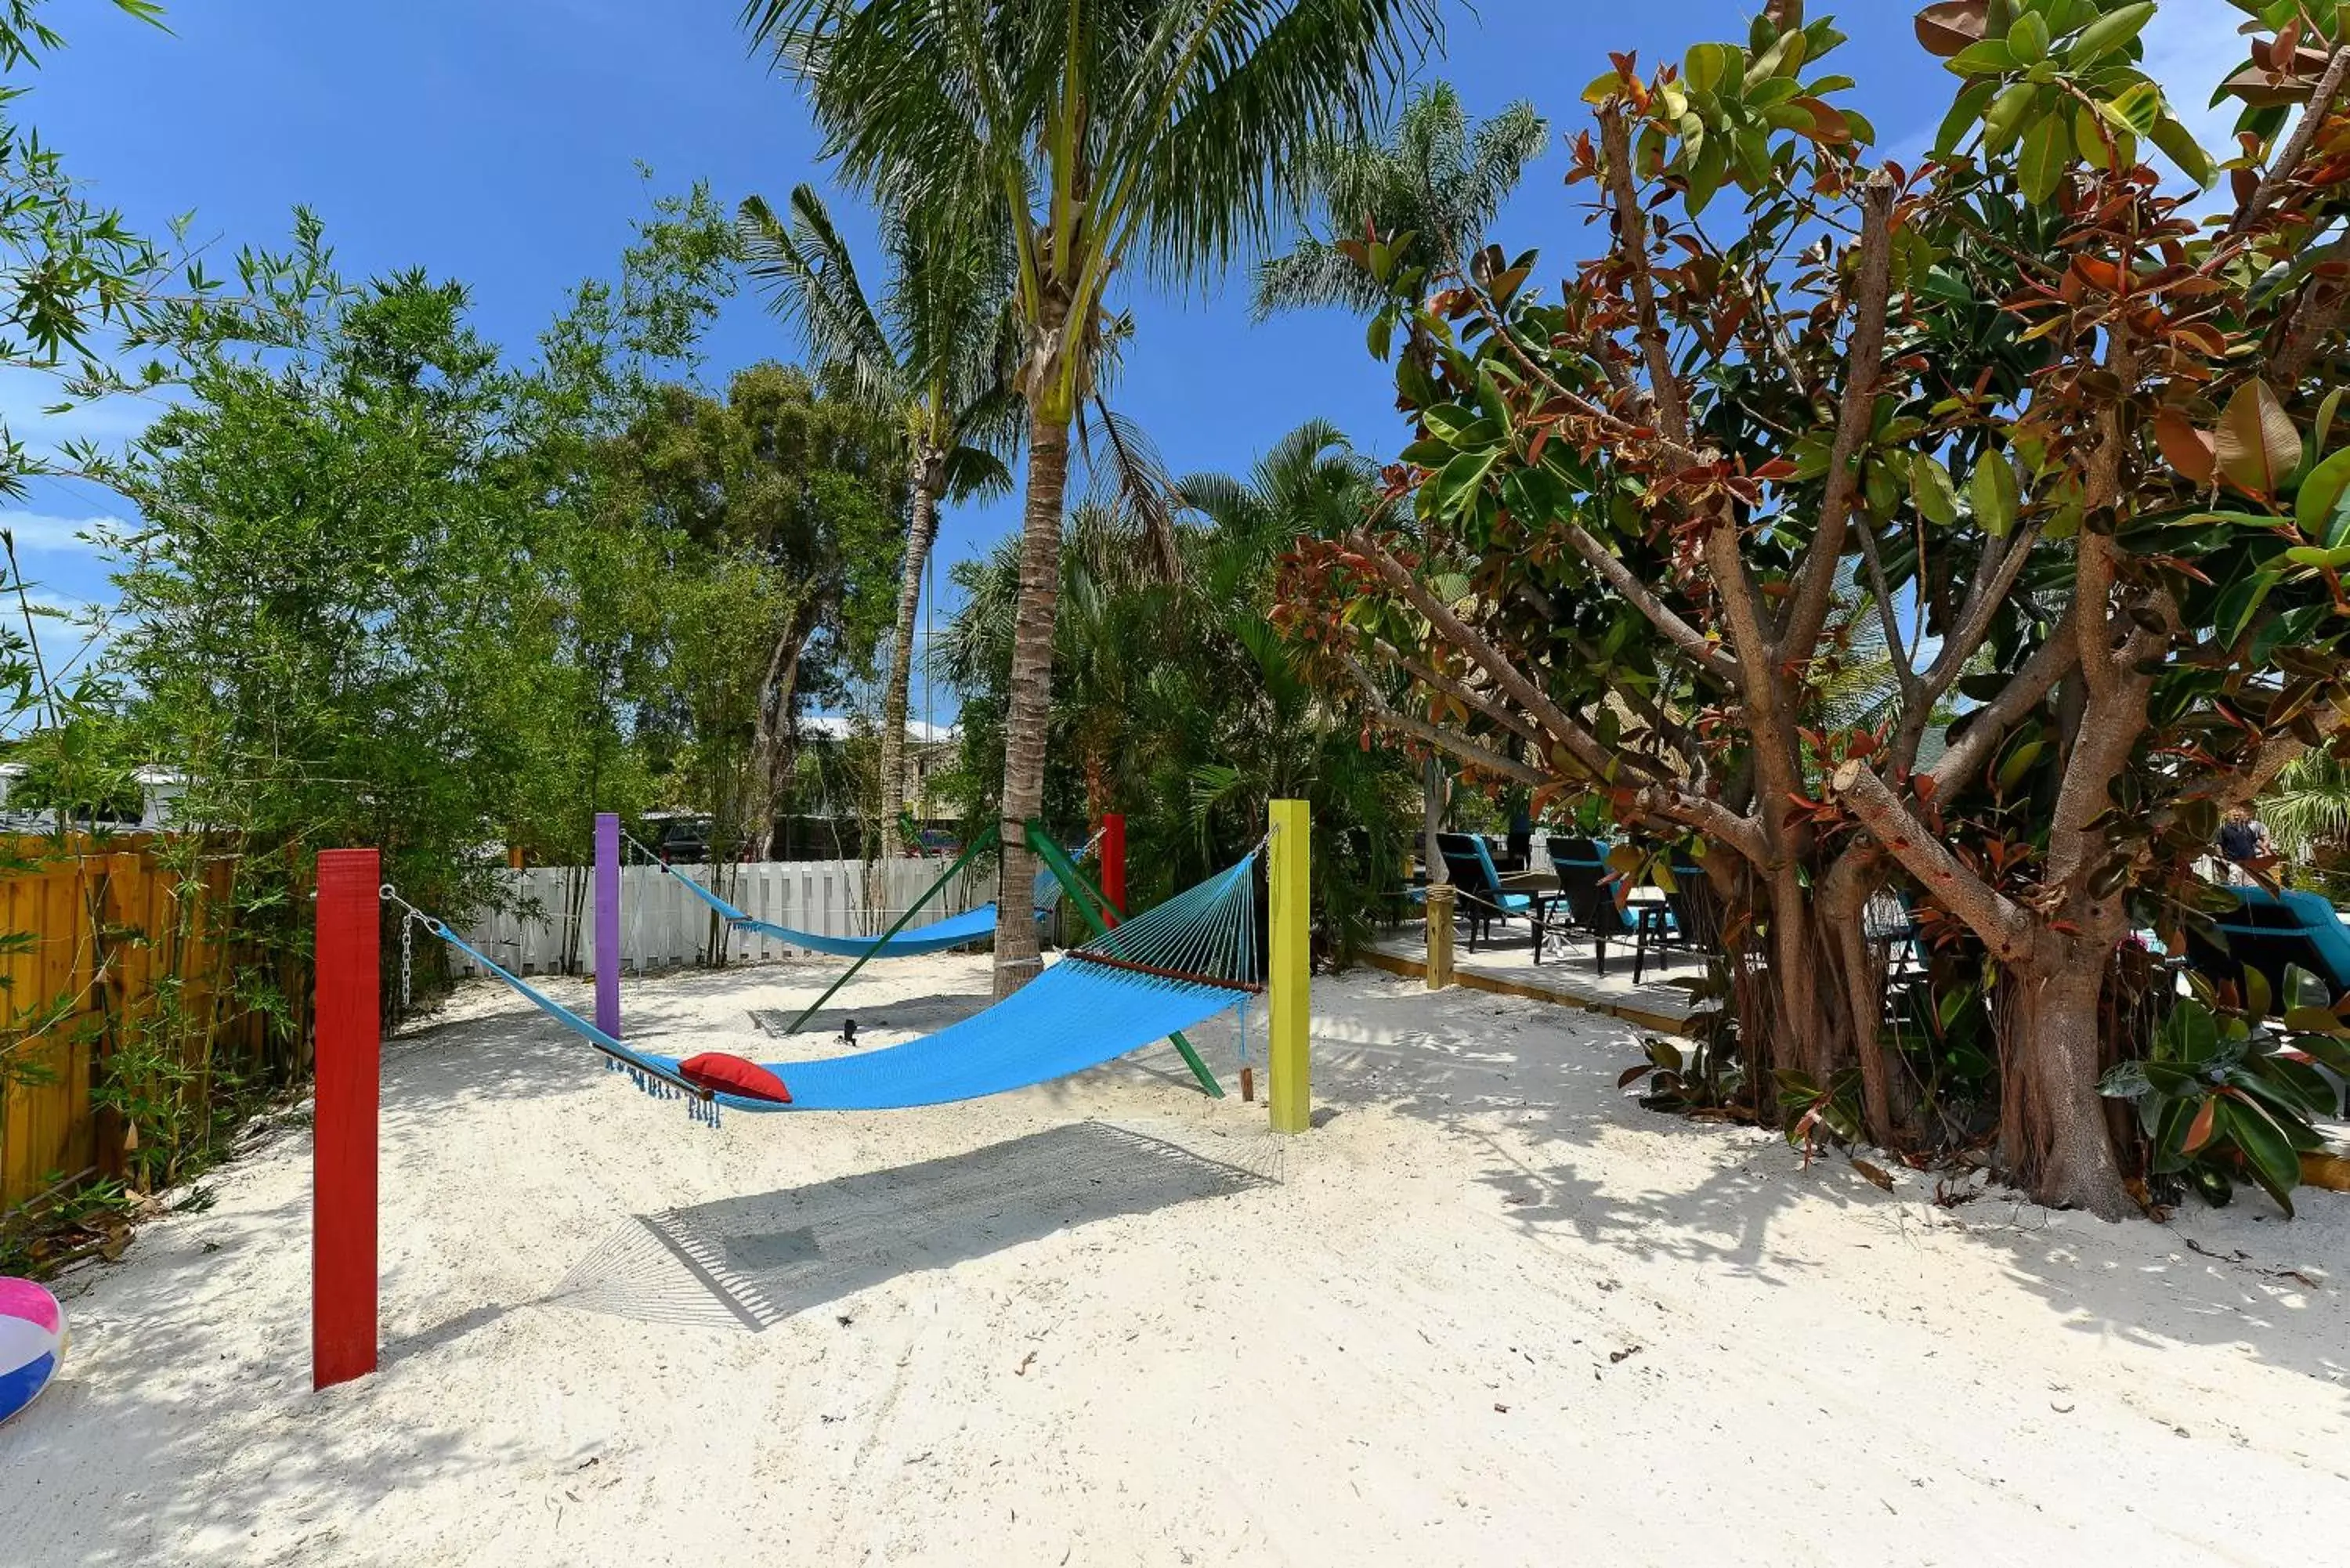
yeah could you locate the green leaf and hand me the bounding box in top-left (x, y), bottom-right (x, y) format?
top-left (1981, 81), bottom-right (2040, 154)
top-left (1686, 134), bottom-right (1729, 217)
top-left (2218, 1098), bottom-right (2302, 1216)
top-left (2295, 446), bottom-right (2350, 538)
top-left (2069, 2), bottom-right (2154, 67)
top-left (1996, 736), bottom-right (2044, 793)
top-left (1971, 453), bottom-right (2019, 537)
top-left (1945, 38), bottom-right (2020, 77)
top-left (1686, 42), bottom-right (1740, 96)
top-left (2006, 10), bottom-right (2049, 64)
top-left (1936, 78), bottom-right (2000, 156)
top-left (2099, 79), bottom-right (2164, 137)
top-left (1367, 310), bottom-right (1395, 363)
top-left (1431, 448), bottom-right (1500, 517)
top-left (1421, 405), bottom-right (1480, 444)
top-left (2151, 113), bottom-right (2215, 190)
top-left (2018, 112), bottom-right (2070, 204)
top-left (1911, 454), bottom-right (1959, 525)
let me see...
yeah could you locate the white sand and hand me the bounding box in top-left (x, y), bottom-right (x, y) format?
top-left (4, 951), bottom-right (2347, 1566)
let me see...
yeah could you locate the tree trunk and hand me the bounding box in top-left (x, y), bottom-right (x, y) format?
top-left (749, 609), bottom-right (813, 862)
top-left (993, 417), bottom-right (1072, 997)
top-left (1767, 863), bottom-right (1836, 1082)
top-left (2001, 959), bottom-right (2131, 1219)
top-left (1820, 852), bottom-right (1900, 1144)
top-left (879, 457), bottom-right (943, 862)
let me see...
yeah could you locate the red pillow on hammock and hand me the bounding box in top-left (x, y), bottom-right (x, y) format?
top-left (678, 1052), bottom-right (792, 1104)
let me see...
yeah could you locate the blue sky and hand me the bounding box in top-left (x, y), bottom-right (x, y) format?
top-left (2, 0), bottom-right (2244, 719)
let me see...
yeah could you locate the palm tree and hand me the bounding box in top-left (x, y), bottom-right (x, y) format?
top-left (736, 185), bottom-right (1020, 859)
top-left (938, 419), bottom-right (1413, 954)
top-left (746, 0), bottom-right (1443, 996)
top-left (1253, 80), bottom-right (1547, 320)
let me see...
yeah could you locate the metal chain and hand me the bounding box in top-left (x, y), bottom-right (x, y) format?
top-left (401, 908), bottom-right (413, 1014)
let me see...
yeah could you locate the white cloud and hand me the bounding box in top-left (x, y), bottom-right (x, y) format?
top-left (0, 511), bottom-right (122, 555)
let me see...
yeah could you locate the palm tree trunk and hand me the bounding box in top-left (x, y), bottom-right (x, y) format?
top-left (880, 460), bottom-right (942, 861)
top-left (993, 416), bottom-right (1072, 996)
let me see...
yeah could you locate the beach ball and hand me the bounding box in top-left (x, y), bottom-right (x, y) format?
top-left (0, 1277), bottom-right (66, 1425)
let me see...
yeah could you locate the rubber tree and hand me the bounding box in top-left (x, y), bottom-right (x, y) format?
top-left (738, 186), bottom-right (1021, 858)
top-left (746, 0), bottom-right (1443, 995)
top-left (1282, 0), bottom-right (2350, 1216)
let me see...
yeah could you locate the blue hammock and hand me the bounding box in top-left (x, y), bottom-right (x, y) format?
top-left (649, 850), bottom-right (1075, 959)
top-left (405, 850), bottom-right (1261, 1121)
top-left (662, 866), bottom-right (1006, 957)
top-left (645, 959), bottom-right (1244, 1111)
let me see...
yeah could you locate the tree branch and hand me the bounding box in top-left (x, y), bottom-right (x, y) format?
top-left (1599, 106), bottom-right (1689, 445)
top-left (1925, 616), bottom-right (2077, 796)
top-left (1559, 519), bottom-right (1741, 684)
top-left (2231, 45), bottom-right (2350, 240)
top-left (1348, 529), bottom-right (1627, 776)
top-left (1778, 169), bottom-right (1898, 661)
top-left (1364, 634), bottom-right (1551, 751)
top-left (1337, 656), bottom-right (1549, 787)
top-left (1829, 760), bottom-right (2034, 961)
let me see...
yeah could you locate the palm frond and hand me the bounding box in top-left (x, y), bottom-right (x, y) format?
top-left (736, 187), bottom-right (901, 409)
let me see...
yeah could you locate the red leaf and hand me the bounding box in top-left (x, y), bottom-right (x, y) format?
top-left (2182, 1097), bottom-right (2218, 1155)
top-left (2155, 407), bottom-right (2216, 485)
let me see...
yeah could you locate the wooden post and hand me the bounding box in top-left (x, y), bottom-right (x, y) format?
top-left (1100, 812), bottom-right (1126, 919)
top-left (1267, 800), bottom-right (1311, 1133)
top-left (313, 849), bottom-right (379, 1390)
top-left (1423, 883), bottom-right (1457, 989)
top-left (595, 812), bottom-right (621, 1040)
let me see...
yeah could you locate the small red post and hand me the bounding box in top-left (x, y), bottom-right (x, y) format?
top-left (313, 848), bottom-right (380, 1390)
top-left (1101, 813), bottom-right (1127, 922)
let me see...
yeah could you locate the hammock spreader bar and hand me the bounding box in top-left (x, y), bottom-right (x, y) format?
top-left (1029, 825), bottom-right (1224, 1099)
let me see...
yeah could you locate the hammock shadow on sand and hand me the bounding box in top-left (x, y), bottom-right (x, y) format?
top-left (551, 1121), bottom-right (1275, 1332)
top-left (748, 992), bottom-right (994, 1039)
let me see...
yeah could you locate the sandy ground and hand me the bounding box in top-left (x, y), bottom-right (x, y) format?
top-left (3, 950), bottom-right (2347, 1567)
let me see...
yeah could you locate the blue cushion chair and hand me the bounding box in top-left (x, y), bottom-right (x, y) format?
top-left (1434, 831), bottom-right (1536, 952)
top-left (2188, 884), bottom-right (2350, 1011)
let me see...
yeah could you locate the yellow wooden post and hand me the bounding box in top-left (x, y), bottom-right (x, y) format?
top-left (1267, 799), bottom-right (1311, 1133)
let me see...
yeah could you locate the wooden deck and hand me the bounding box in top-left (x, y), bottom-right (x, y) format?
top-left (1361, 917), bottom-right (1697, 1036)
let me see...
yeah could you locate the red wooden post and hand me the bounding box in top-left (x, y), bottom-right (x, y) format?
top-left (1101, 813), bottom-right (1127, 921)
top-left (313, 848), bottom-right (380, 1390)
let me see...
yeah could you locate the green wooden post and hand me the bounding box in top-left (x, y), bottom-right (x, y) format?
top-left (1025, 824), bottom-right (1224, 1099)
top-left (782, 823), bottom-right (1000, 1035)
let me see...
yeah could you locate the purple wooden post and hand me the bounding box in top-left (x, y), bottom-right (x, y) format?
top-left (595, 812), bottom-right (620, 1039)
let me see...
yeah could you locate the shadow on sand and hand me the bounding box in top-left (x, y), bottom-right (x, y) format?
top-left (551, 1121), bottom-right (1271, 1332)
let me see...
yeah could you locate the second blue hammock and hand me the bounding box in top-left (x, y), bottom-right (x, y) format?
top-left (637, 841), bottom-right (1070, 959)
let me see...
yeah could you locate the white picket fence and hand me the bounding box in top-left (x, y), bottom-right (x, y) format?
top-left (448, 857), bottom-right (992, 977)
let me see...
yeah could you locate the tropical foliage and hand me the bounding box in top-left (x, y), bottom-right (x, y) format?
top-left (746, 0), bottom-right (1444, 995)
top-left (738, 185), bottom-right (1019, 855)
top-left (1280, 0), bottom-right (2350, 1216)
top-left (941, 421), bottom-right (1415, 957)
top-left (1254, 80), bottom-right (1546, 320)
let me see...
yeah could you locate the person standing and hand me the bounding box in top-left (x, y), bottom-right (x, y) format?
top-left (2218, 803), bottom-right (2274, 885)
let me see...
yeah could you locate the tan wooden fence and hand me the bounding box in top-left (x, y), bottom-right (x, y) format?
top-left (0, 836), bottom-right (280, 1216)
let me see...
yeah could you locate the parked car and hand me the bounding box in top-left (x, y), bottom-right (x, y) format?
top-left (657, 819), bottom-right (710, 864)
top-left (909, 827), bottom-right (960, 858)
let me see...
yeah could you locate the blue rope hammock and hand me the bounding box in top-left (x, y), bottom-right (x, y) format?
top-left (392, 843), bottom-right (1264, 1123)
top-left (631, 835), bottom-right (1075, 959)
